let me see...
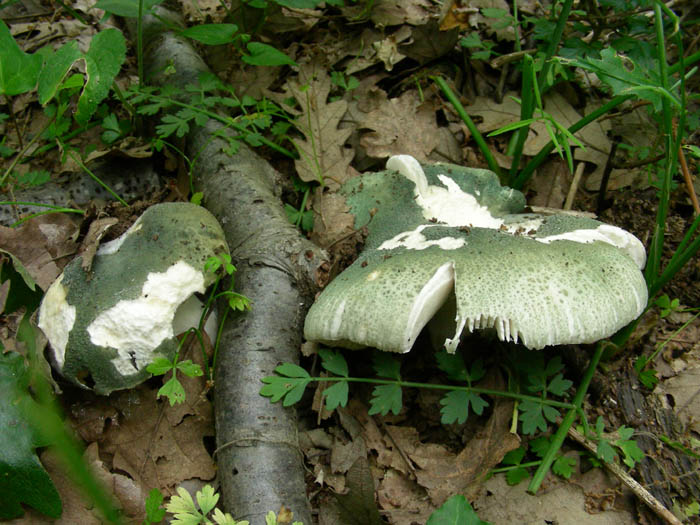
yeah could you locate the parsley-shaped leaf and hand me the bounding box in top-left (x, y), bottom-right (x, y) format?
top-left (323, 381), bottom-right (349, 411)
top-left (368, 384), bottom-right (402, 415)
top-left (553, 455), bottom-right (576, 479)
top-left (319, 348), bottom-right (348, 377)
top-left (436, 351), bottom-right (469, 382)
top-left (547, 373), bottom-right (573, 397)
top-left (506, 467), bottom-right (530, 485)
top-left (529, 436), bottom-right (551, 458)
top-left (440, 390), bottom-right (488, 424)
top-left (519, 400), bottom-right (548, 435)
top-left (158, 376), bottom-right (186, 406)
top-left (176, 360), bottom-right (203, 378)
top-left (373, 353), bottom-right (401, 379)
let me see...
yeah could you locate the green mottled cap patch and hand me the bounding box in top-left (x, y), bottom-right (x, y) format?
top-left (38, 202), bottom-right (229, 395)
top-left (304, 155), bottom-right (648, 353)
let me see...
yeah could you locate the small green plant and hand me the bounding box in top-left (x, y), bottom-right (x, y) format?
top-left (147, 254), bottom-right (249, 405)
top-left (146, 347), bottom-right (204, 406)
top-left (460, 33), bottom-right (498, 61)
top-left (284, 177), bottom-right (314, 232)
top-left (142, 486), bottom-right (304, 525)
top-left (261, 347), bottom-right (575, 432)
top-left (588, 417), bottom-right (645, 468)
top-left (493, 437), bottom-right (577, 486)
top-left (330, 70), bottom-right (359, 94)
top-left (0, 22), bottom-right (127, 193)
top-left (126, 72), bottom-right (295, 160)
top-left (143, 488), bottom-right (167, 524)
top-left (654, 294), bottom-right (681, 318)
top-left (634, 304), bottom-right (700, 389)
top-left (149, 485), bottom-right (246, 525)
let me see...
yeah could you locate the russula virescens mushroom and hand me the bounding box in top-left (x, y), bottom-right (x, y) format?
top-left (304, 155), bottom-right (647, 353)
top-left (38, 202), bottom-right (229, 394)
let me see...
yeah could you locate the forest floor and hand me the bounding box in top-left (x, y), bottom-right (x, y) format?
top-left (1, 0), bottom-right (700, 524)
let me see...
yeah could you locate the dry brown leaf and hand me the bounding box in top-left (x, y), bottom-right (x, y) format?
top-left (70, 380), bottom-right (215, 496)
top-left (372, 25), bottom-right (411, 71)
top-left (230, 64), bottom-right (280, 100)
top-left (381, 374), bottom-right (519, 505)
top-left (359, 90), bottom-right (442, 162)
top-left (656, 365), bottom-right (700, 434)
top-left (84, 443), bottom-right (147, 520)
top-left (287, 63), bottom-right (355, 189)
top-left (9, 20), bottom-right (90, 52)
top-left (524, 157), bottom-right (572, 208)
top-left (377, 469), bottom-right (435, 525)
top-left (318, 458), bottom-right (383, 525)
top-left (310, 188), bottom-right (355, 249)
top-left (474, 469), bottom-right (636, 524)
top-left (400, 21), bottom-right (460, 64)
top-left (0, 213), bottom-right (79, 290)
top-left (440, 0), bottom-right (514, 40)
top-left (370, 0), bottom-right (434, 26)
top-left (79, 217), bottom-right (118, 272)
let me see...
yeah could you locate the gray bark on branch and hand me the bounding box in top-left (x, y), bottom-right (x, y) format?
top-left (133, 11), bottom-right (328, 523)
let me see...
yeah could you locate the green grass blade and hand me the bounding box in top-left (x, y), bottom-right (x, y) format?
top-left (434, 75), bottom-right (503, 180)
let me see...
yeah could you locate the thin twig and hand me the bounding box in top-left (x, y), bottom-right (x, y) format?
top-left (678, 145), bottom-right (700, 216)
top-left (567, 426), bottom-right (682, 525)
top-left (564, 161), bottom-right (585, 210)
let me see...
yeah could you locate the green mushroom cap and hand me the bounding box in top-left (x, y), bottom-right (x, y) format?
top-left (304, 155), bottom-right (648, 353)
top-left (38, 202), bottom-right (229, 394)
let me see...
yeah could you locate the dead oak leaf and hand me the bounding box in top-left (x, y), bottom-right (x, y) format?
top-left (97, 383), bottom-right (215, 494)
top-left (359, 90), bottom-right (441, 162)
top-left (287, 64), bottom-right (354, 189)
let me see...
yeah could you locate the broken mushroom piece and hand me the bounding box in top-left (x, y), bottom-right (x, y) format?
top-left (304, 155), bottom-right (648, 353)
top-left (38, 202), bottom-right (229, 394)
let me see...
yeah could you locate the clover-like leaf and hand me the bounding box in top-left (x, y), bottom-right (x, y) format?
top-left (177, 360), bottom-right (203, 378)
top-left (147, 356), bottom-right (174, 376)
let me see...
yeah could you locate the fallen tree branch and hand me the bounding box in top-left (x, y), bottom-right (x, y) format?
top-left (132, 11), bottom-right (328, 523)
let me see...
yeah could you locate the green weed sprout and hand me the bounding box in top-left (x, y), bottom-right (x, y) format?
top-left (261, 348), bottom-right (575, 431)
top-left (147, 254), bottom-right (250, 405)
top-left (143, 485), bottom-right (305, 525)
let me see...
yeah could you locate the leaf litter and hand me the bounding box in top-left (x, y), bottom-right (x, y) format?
top-left (2, 0), bottom-right (700, 522)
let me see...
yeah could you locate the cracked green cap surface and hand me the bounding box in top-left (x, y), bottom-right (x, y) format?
top-left (304, 155), bottom-right (648, 352)
top-left (38, 202), bottom-right (229, 394)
